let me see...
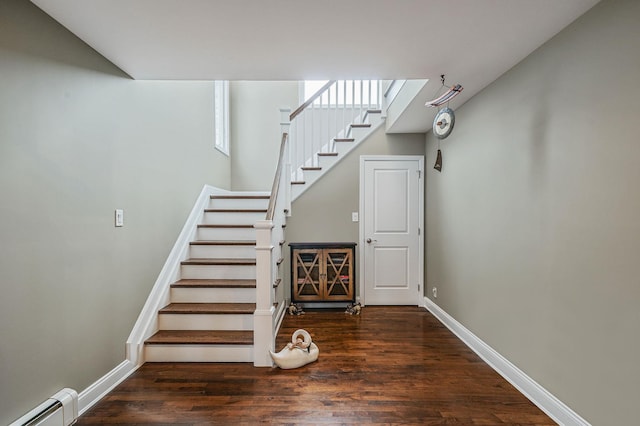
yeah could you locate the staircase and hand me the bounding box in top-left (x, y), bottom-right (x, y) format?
top-left (144, 194), bottom-right (271, 362)
top-left (133, 81), bottom-right (389, 366)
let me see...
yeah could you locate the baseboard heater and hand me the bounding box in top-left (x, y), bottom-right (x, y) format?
top-left (9, 388), bottom-right (78, 426)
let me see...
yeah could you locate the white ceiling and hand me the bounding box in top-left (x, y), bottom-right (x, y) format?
top-left (31, 0), bottom-right (600, 130)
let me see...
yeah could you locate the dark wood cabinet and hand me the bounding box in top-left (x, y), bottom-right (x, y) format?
top-left (290, 242), bottom-right (356, 303)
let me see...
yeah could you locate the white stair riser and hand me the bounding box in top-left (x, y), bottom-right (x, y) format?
top-left (202, 211), bottom-right (265, 225)
top-left (144, 344), bottom-right (253, 363)
top-left (349, 126), bottom-right (372, 139)
top-left (365, 112), bottom-right (383, 126)
top-left (300, 169), bottom-right (322, 186)
top-left (208, 198), bottom-right (269, 210)
top-left (180, 264), bottom-right (256, 280)
top-left (318, 155), bottom-right (338, 170)
top-left (190, 244), bottom-right (256, 259)
top-left (170, 287), bottom-right (256, 303)
top-left (291, 184), bottom-right (306, 200)
top-left (335, 141), bottom-right (355, 156)
top-left (158, 313), bottom-right (253, 331)
top-left (197, 227), bottom-right (255, 241)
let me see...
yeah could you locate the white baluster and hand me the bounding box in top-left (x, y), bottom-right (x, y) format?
top-left (359, 80), bottom-right (364, 124)
top-left (336, 81), bottom-right (340, 152)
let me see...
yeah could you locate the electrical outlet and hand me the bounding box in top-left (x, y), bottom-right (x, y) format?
top-left (432, 287), bottom-right (437, 298)
top-left (115, 209), bottom-right (124, 227)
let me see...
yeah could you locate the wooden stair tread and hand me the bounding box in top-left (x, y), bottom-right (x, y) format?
top-left (204, 208), bottom-right (267, 213)
top-left (334, 138), bottom-right (355, 142)
top-left (351, 123), bottom-right (372, 128)
top-left (301, 167), bottom-right (321, 171)
top-left (273, 278), bottom-right (282, 288)
top-left (210, 195), bottom-right (269, 199)
top-left (318, 152), bottom-right (338, 157)
top-left (181, 258), bottom-right (256, 265)
top-left (171, 279), bottom-right (256, 288)
top-left (197, 224), bottom-right (254, 228)
top-left (159, 303), bottom-right (256, 314)
top-left (291, 181), bottom-right (305, 185)
top-left (367, 109), bottom-right (383, 114)
top-left (145, 330), bottom-right (253, 345)
top-left (189, 240), bottom-right (256, 246)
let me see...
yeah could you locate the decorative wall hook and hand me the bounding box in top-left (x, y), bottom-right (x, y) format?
top-left (425, 74), bottom-right (463, 107)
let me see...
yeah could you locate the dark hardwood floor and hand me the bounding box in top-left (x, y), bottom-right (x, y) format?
top-left (77, 306), bottom-right (555, 425)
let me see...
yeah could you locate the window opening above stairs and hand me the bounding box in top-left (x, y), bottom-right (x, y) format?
top-left (214, 80), bottom-right (229, 155)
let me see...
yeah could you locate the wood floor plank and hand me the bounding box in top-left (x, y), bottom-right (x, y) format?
top-left (78, 307), bottom-right (555, 425)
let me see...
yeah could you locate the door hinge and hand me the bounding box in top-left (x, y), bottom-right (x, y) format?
top-left (418, 284), bottom-right (421, 292)
top-left (417, 170), bottom-right (422, 178)
top-left (418, 227), bottom-right (421, 235)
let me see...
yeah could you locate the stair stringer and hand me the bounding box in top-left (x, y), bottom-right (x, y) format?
top-left (291, 112), bottom-right (385, 201)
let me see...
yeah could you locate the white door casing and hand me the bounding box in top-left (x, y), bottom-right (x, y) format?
top-left (359, 156), bottom-right (424, 305)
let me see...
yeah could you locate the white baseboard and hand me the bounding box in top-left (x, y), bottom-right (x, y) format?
top-left (78, 360), bottom-right (138, 416)
top-left (424, 297), bottom-right (590, 426)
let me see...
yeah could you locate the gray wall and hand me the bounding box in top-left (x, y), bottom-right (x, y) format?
top-left (425, 0), bottom-right (639, 423)
top-left (286, 126), bottom-right (425, 299)
top-left (230, 81), bottom-right (299, 191)
top-left (0, 1), bottom-right (230, 423)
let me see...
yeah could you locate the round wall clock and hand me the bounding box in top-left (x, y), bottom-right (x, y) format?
top-left (433, 107), bottom-right (455, 139)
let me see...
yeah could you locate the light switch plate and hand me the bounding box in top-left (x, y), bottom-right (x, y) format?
top-left (351, 212), bottom-right (359, 222)
top-left (115, 209), bottom-right (124, 227)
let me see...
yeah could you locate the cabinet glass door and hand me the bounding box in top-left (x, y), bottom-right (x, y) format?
top-left (294, 249), bottom-right (321, 300)
top-left (324, 249), bottom-right (353, 301)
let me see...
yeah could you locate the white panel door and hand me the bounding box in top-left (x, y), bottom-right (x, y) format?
top-left (361, 156), bottom-right (423, 305)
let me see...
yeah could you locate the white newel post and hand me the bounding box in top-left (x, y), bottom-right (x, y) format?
top-left (254, 220), bottom-right (275, 366)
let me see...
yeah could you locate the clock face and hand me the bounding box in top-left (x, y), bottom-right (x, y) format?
top-left (433, 107), bottom-right (455, 139)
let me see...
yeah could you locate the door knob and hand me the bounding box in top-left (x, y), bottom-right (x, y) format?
top-left (366, 238), bottom-right (377, 244)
